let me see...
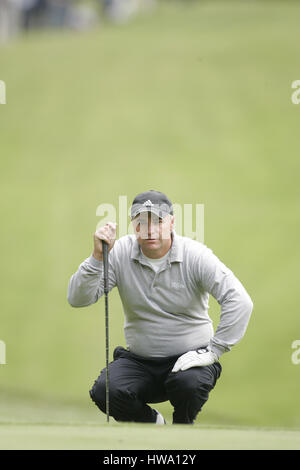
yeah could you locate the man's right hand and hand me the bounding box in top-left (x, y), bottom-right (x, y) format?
top-left (93, 222), bottom-right (117, 261)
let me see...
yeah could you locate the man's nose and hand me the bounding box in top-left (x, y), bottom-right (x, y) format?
top-left (148, 222), bottom-right (158, 235)
top-left (147, 223), bottom-right (153, 235)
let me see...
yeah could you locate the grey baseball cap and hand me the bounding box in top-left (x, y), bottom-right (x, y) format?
top-left (130, 190), bottom-right (173, 220)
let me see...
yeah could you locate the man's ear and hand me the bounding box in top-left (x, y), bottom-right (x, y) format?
top-left (170, 215), bottom-right (175, 231)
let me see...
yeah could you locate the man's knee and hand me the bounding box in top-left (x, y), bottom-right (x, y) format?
top-left (89, 378), bottom-right (106, 410)
top-left (89, 376), bottom-right (136, 411)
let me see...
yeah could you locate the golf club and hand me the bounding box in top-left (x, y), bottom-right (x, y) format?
top-left (102, 240), bottom-right (109, 423)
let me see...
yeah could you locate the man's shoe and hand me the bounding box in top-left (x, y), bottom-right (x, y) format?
top-left (154, 409), bottom-right (166, 425)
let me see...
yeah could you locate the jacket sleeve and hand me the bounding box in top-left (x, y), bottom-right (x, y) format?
top-left (196, 247), bottom-right (253, 358)
top-left (67, 251), bottom-right (117, 308)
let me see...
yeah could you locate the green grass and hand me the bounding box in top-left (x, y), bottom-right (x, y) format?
top-left (0, 0), bottom-right (300, 432)
top-left (1, 422), bottom-right (300, 450)
top-left (0, 394), bottom-right (299, 449)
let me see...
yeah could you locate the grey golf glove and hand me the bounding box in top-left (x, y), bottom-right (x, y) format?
top-left (172, 348), bottom-right (218, 372)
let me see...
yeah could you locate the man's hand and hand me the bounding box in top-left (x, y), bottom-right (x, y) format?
top-left (93, 222), bottom-right (117, 261)
top-left (172, 348), bottom-right (218, 372)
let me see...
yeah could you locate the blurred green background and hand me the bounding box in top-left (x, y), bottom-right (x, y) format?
top-left (0, 0), bottom-right (300, 429)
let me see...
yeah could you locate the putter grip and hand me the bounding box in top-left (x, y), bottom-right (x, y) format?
top-left (102, 241), bottom-right (109, 293)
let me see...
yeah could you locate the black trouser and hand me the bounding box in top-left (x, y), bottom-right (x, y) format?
top-left (89, 346), bottom-right (222, 424)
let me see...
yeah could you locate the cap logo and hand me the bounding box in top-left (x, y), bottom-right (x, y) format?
top-left (143, 200), bottom-right (154, 206)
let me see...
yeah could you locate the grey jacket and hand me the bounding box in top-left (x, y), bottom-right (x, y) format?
top-left (67, 232), bottom-right (253, 359)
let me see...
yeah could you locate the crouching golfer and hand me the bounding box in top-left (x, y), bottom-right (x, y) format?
top-left (67, 190), bottom-right (253, 424)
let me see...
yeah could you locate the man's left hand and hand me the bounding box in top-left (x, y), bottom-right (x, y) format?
top-left (172, 349), bottom-right (218, 372)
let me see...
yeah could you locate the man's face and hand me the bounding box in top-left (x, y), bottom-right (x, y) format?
top-left (132, 212), bottom-right (174, 256)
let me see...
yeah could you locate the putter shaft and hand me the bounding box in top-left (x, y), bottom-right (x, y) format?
top-left (102, 241), bottom-right (109, 423)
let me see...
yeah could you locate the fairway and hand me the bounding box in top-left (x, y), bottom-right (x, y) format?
top-left (0, 422), bottom-right (299, 450)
